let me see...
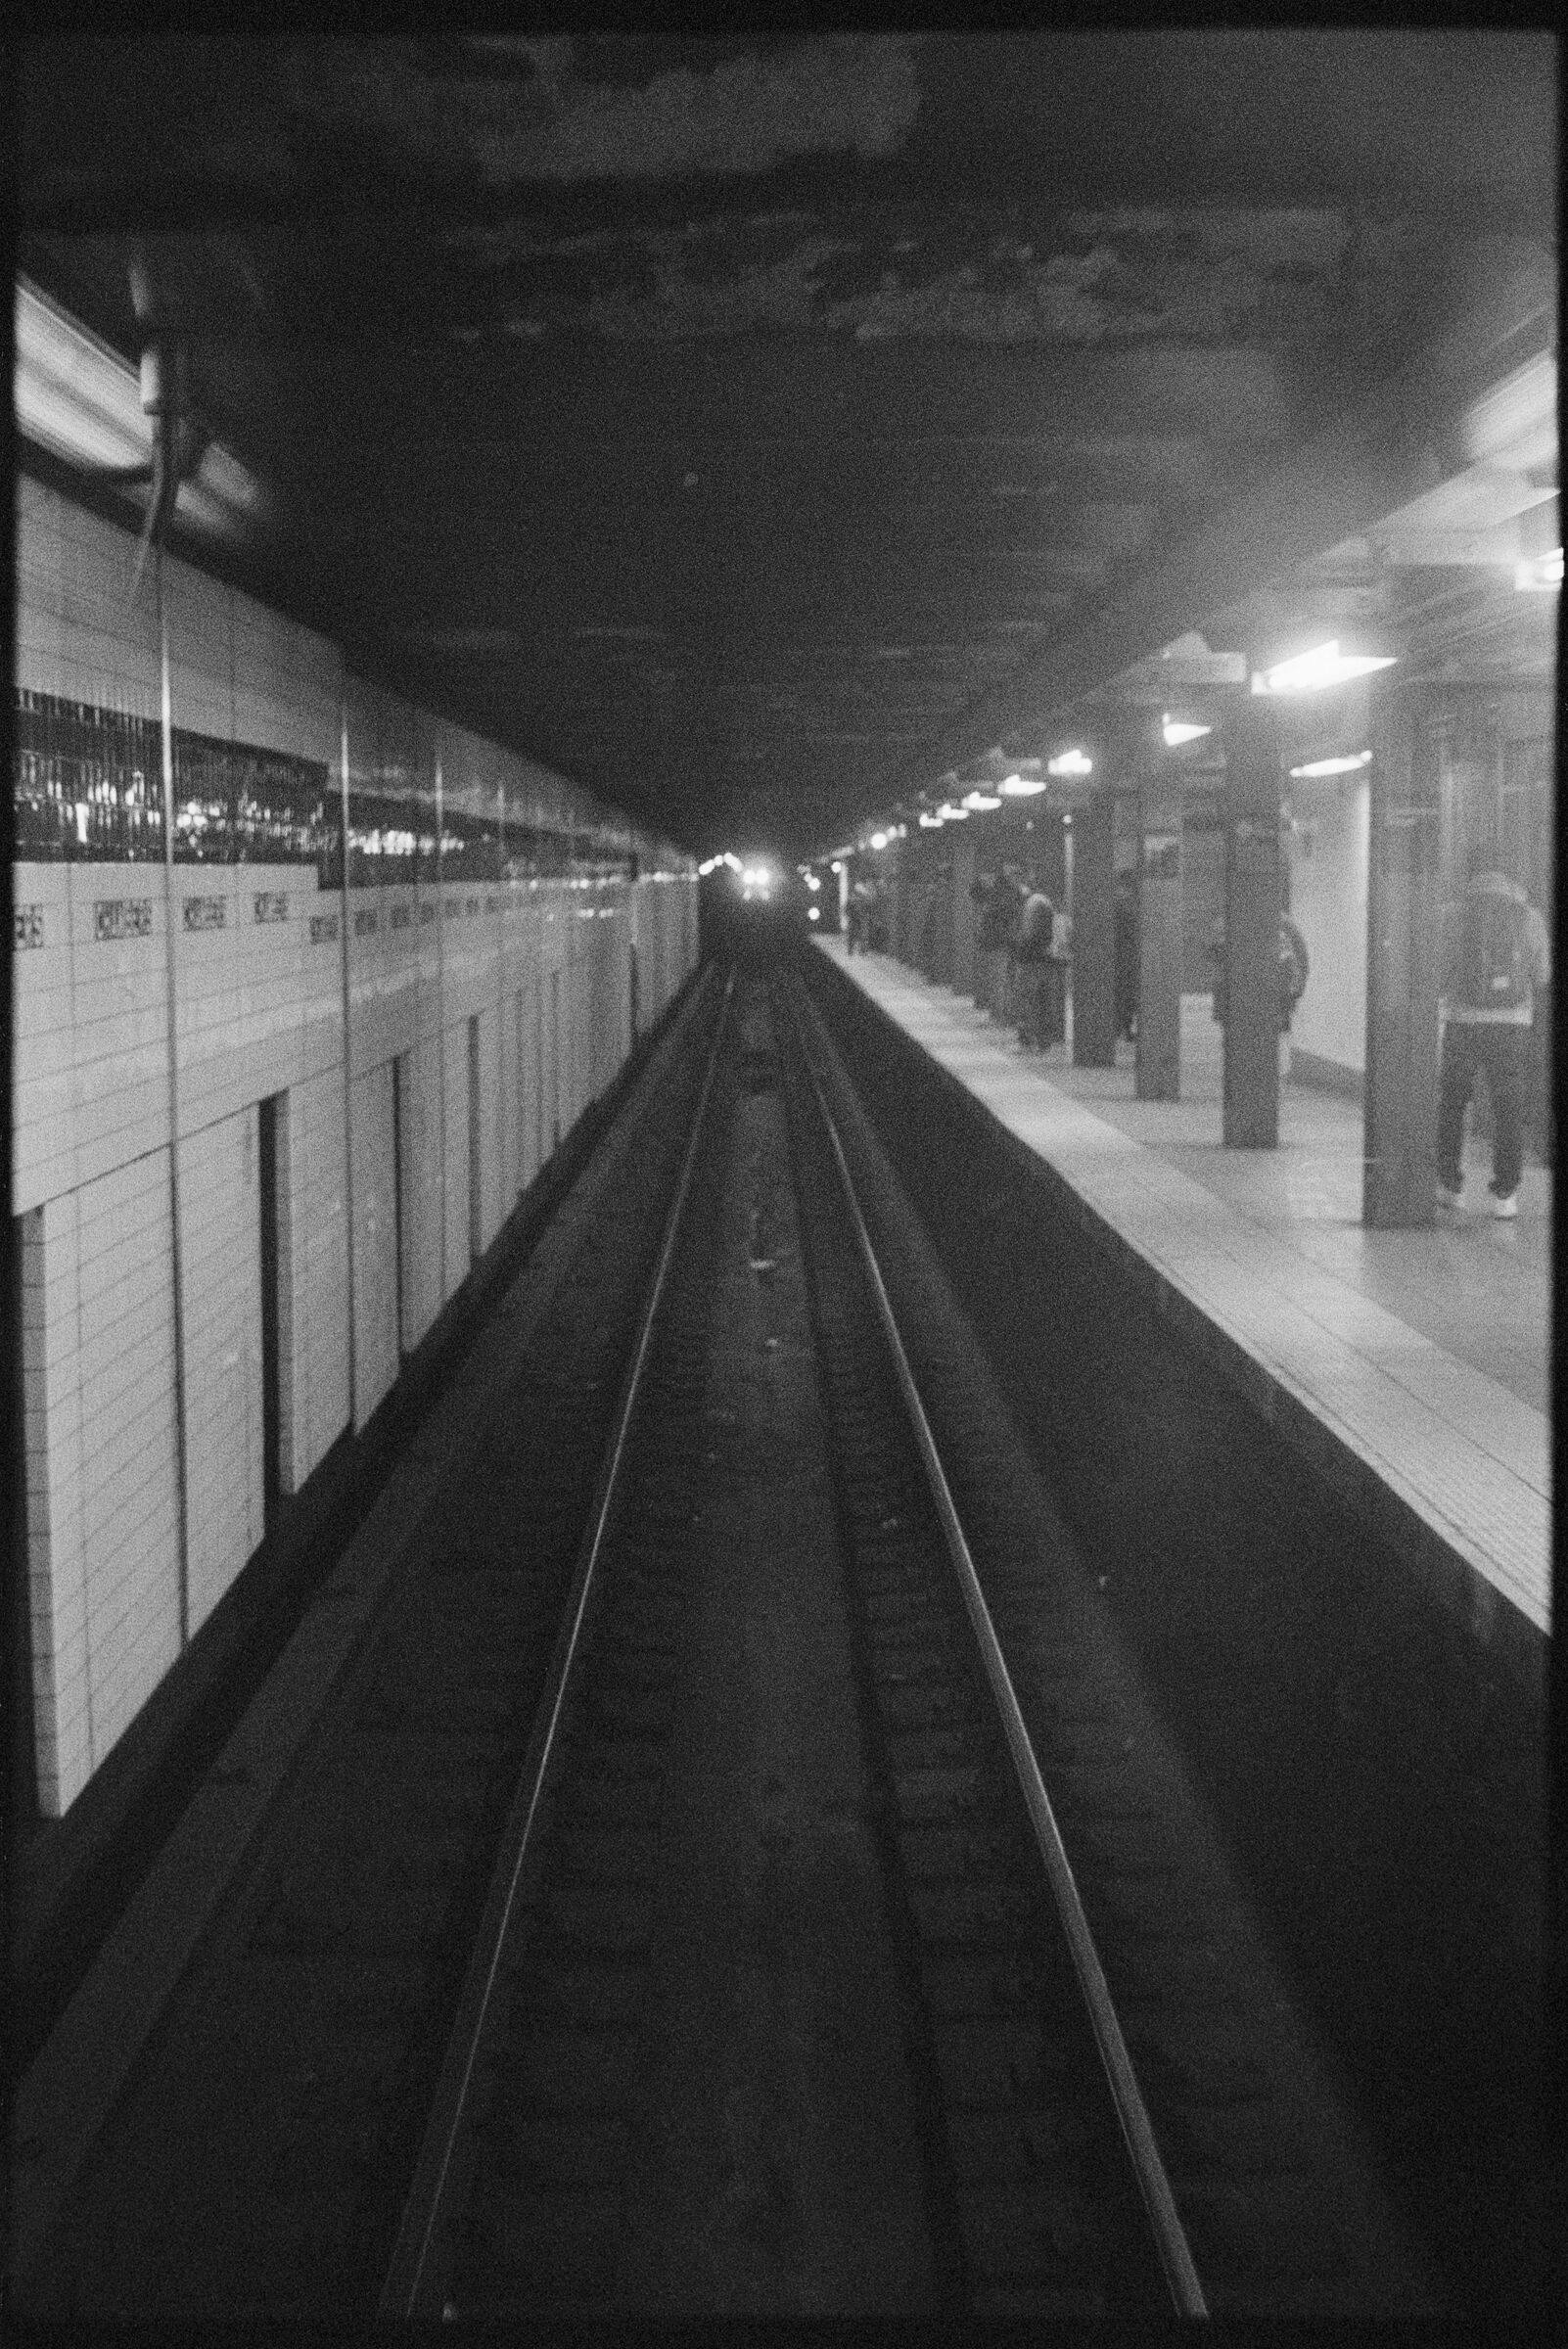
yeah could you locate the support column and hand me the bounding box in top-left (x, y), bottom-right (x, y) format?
top-left (1072, 788), bottom-right (1116, 1066)
top-left (1222, 698), bottom-right (1283, 1148)
top-left (1136, 752), bottom-right (1183, 1103)
top-left (950, 828), bottom-right (977, 997)
top-left (1363, 684), bottom-right (1442, 1225)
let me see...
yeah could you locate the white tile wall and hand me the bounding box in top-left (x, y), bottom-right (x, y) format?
top-left (280, 1067), bottom-right (351, 1488)
top-left (179, 1109), bottom-right (264, 1635)
top-left (349, 1063), bottom-right (398, 1428)
top-left (397, 1033), bottom-right (445, 1355)
top-left (72, 1148), bottom-right (182, 1788)
top-left (13, 485), bottom-right (698, 1814)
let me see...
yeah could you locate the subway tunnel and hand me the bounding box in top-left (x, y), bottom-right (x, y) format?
top-left (6, 31), bottom-right (1557, 2328)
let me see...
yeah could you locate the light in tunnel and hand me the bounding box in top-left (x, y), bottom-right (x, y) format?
top-left (1047, 750), bottom-right (1093, 778)
top-left (1514, 547), bottom-right (1562, 591)
top-left (1162, 714), bottom-right (1211, 748)
top-left (962, 790), bottom-right (1001, 811)
top-left (998, 772), bottom-right (1046, 796)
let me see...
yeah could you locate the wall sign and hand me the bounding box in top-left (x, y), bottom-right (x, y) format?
top-left (354, 907), bottom-right (379, 936)
top-left (254, 892), bottom-right (289, 924)
top-left (309, 913), bottom-right (339, 944)
top-left (15, 905), bottom-right (45, 948)
top-left (96, 898), bottom-right (153, 941)
top-left (183, 896), bottom-right (226, 931)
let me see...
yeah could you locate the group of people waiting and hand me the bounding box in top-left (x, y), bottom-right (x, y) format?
top-left (971, 867), bottom-right (1073, 1052)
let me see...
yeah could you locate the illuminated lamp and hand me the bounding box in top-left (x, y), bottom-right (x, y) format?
top-left (1253, 641), bottom-right (1397, 693)
top-left (1162, 714), bottom-right (1211, 747)
top-left (1289, 751), bottom-right (1372, 779)
top-left (961, 790), bottom-right (1001, 811)
top-left (807, 904), bottom-right (820, 921)
top-left (870, 830), bottom-right (889, 851)
top-left (1047, 750), bottom-right (1093, 778)
top-left (918, 811), bottom-right (944, 829)
top-left (1515, 548), bottom-right (1562, 591)
top-left (997, 772), bottom-right (1046, 797)
top-left (15, 274), bottom-right (262, 540)
top-left (939, 802), bottom-right (969, 821)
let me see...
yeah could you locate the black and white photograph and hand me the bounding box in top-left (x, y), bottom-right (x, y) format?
top-left (7, 30), bottom-right (1556, 2328)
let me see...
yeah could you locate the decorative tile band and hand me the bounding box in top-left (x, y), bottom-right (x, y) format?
top-left (15, 905), bottom-right (45, 948)
top-left (309, 913), bottom-right (340, 944)
top-left (254, 892), bottom-right (290, 925)
top-left (183, 896), bottom-right (227, 932)
top-left (95, 898), bottom-right (154, 941)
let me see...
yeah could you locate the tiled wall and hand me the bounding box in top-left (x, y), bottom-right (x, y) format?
top-left (180, 1107), bottom-right (264, 1635)
top-left (14, 478), bottom-right (699, 1817)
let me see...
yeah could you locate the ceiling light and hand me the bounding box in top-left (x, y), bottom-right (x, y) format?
top-left (939, 803), bottom-right (969, 821)
top-left (16, 274), bottom-right (262, 539)
top-left (869, 830), bottom-right (889, 851)
top-left (918, 811), bottom-right (944, 828)
top-left (1514, 547), bottom-right (1562, 591)
top-left (1289, 751), bottom-right (1373, 778)
top-left (807, 904), bottom-right (820, 920)
top-left (1253, 641), bottom-right (1398, 693)
top-left (1162, 714), bottom-right (1212, 747)
top-left (962, 791), bottom-right (1001, 811)
top-left (1047, 750), bottom-right (1093, 778)
top-left (998, 773), bottom-right (1046, 797)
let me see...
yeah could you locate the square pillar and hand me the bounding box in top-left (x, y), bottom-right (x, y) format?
top-left (1071, 789), bottom-right (1116, 1067)
top-left (1136, 775), bottom-right (1183, 1101)
top-left (1222, 698), bottom-right (1283, 1148)
top-left (1363, 685), bottom-right (1442, 1225)
top-left (950, 829), bottom-right (977, 995)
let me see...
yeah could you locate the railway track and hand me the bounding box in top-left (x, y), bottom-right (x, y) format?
top-left (380, 964), bottom-right (1205, 2323)
top-left (19, 945), bottom-right (1431, 2325)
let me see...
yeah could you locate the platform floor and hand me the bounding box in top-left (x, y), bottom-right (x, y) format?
top-left (815, 938), bottom-right (1550, 1648)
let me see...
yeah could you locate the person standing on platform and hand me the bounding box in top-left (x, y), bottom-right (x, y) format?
top-left (1436, 866), bottom-right (1550, 1220)
top-left (1015, 881), bottom-right (1055, 1050)
top-left (973, 871), bottom-right (1016, 1016)
top-left (847, 877), bottom-right (873, 954)
top-left (1207, 909), bottom-right (1310, 1050)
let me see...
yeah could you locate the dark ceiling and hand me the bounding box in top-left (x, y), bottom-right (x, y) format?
top-left (15, 32), bottom-right (1558, 861)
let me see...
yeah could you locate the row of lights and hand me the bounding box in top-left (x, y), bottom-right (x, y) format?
top-left (846, 639), bottom-right (1399, 860)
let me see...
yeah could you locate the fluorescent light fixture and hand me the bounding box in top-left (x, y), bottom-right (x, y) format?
top-left (807, 904), bottom-right (820, 920)
top-left (1047, 750), bottom-right (1093, 778)
top-left (918, 811), bottom-right (944, 829)
top-left (1253, 641), bottom-right (1397, 693)
top-left (16, 275), bottom-right (262, 540)
top-left (805, 872), bottom-right (821, 892)
top-left (962, 790), bottom-right (1001, 811)
top-left (870, 830), bottom-right (889, 850)
top-left (998, 772), bottom-right (1046, 797)
top-left (1289, 750), bottom-right (1373, 778)
top-left (1162, 714), bottom-right (1212, 747)
top-left (831, 859), bottom-right (846, 872)
top-left (939, 802), bottom-right (968, 821)
top-left (1515, 547), bottom-right (1562, 591)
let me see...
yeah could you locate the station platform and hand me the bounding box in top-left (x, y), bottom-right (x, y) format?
top-left (813, 937), bottom-right (1550, 1683)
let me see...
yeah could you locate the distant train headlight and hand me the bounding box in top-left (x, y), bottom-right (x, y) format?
top-left (807, 904), bottom-right (819, 921)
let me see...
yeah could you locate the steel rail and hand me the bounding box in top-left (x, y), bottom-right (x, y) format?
top-left (378, 968), bottom-right (735, 2322)
top-left (786, 973), bottom-right (1209, 2322)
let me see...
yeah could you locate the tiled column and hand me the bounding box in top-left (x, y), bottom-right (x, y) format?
top-left (1363, 683), bottom-right (1442, 1225)
top-left (1071, 788), bottom-right (1116, 1067)
top-left (1135, 720), bottom-right (1183, 1101)
top-left (1222, 697), bottom-right (1283, 1148)
top-left (950, 827), bottom-right (977, 997)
